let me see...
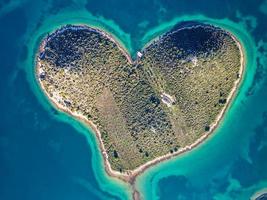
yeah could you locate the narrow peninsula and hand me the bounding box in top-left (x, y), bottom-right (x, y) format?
top-left (36, 22), bottom-right (244, 185)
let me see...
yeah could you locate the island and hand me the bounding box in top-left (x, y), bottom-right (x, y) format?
top-left (36, 22), bottom-right (244, 187)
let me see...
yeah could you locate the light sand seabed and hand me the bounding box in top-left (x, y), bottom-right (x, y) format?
top-left (36, 25), bottom-right (245, 200)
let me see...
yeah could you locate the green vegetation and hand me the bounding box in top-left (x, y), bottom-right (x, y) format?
top-left (37, 23), bottom-right (242, 172)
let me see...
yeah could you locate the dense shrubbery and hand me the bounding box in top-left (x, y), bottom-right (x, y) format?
top-left (38, 24), bottom-right (241, 171)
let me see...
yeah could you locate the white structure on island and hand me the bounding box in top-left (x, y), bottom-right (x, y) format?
top-left (137, 51), bottom-right (143, 58)
top-left (161, 93), bottom-right (176, 107)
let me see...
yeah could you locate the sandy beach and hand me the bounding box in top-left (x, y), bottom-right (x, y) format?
top-left (35, 24), bottom-right (245, 200)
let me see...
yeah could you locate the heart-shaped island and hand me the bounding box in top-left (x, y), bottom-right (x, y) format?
top-left (36, 22), bottom-right (243, 180)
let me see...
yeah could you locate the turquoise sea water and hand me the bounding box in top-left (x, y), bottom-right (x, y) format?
top-left (0, 0), bottom-right (267, 200)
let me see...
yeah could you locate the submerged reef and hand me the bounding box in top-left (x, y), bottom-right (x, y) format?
top-left (37, 22), bottom-right (242, 172)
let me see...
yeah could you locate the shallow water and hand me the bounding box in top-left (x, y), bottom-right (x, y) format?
top-left (0, 0), bottom-right (267, 200)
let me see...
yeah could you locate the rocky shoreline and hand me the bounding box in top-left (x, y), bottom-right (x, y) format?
top-left (36, 22), bottom-right (245, 200)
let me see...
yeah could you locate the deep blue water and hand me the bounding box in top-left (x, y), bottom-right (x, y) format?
top-left (0, 0), bottom-right (267, 200)
top-left (0, 43), bottom-right (118, 199)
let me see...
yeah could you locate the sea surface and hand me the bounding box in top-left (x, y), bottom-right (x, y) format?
top-left (0, 0), bottom-right (267, 200)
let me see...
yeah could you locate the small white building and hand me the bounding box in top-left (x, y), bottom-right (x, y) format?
top-left (137, 51), bottom-right (143, 58)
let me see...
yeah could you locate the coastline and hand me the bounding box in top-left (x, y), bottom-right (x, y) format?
top-left (35, 24), bottom-right (245, 200)
top-left (251, 188), bottom-right (267, 200)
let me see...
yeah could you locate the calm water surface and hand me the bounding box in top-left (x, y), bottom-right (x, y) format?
top-left (0, 0), bottom-right (267, 200)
